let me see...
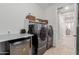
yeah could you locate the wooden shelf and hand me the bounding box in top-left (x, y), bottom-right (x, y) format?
top-left (29, 21), bottom-right (47, 25)
top-left (26, 15), bottom-right (48, 24)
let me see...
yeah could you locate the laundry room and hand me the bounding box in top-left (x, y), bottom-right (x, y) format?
top-left (0, 3), bottom-right (78, 55)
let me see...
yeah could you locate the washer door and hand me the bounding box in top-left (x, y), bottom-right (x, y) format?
top-left (39, 26), bottom-right (47, 41)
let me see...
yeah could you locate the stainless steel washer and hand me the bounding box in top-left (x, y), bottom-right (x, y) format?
top-left (28, 23), bottom-right (48, 55)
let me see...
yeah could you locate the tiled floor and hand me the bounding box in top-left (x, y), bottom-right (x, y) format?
top-left (44, 36), bottom-right (76, 55)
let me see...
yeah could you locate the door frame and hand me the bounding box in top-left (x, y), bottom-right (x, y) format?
top-left (57, 3), bottom-right (78, 54)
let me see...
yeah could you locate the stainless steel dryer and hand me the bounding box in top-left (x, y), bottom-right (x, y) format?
top-left (47, 25), bottom-right (53, 49)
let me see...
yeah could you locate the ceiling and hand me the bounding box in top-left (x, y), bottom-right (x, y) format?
top-left (36, 3), bottom-right (54, 9)
top-left (36, 3), bottom-right (73, 9)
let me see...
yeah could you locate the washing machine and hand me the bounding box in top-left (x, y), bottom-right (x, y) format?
top-left (47, 25), bottom-right (53, 49)
top-left (28, 23), bottom-right (47, 55)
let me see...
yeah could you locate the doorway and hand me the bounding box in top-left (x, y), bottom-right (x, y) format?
top-left (57, 4), bottom-right (77, 54)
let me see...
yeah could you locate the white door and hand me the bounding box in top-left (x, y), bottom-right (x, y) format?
top-left (57, 4), bottom-right (77, 54)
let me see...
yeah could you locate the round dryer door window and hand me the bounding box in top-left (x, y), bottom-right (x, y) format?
top-left (39, 26), bottom-right (47, 41)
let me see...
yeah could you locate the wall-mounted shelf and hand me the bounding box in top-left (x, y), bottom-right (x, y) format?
top-left (29, 21), bottom-right (47, 25)
top-left (26, 15), bottom-right (48, 25)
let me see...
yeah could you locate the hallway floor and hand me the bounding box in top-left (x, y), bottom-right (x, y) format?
top-left (44, 36), bottom-right (76, 55)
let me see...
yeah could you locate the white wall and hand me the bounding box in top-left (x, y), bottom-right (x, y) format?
top-left (0, 3), bottom-right (43, 35)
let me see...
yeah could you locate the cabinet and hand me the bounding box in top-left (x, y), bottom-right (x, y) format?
top-left (10, 38), bottom-right (31, 55)
top-left (0, 42), bottom-right (10, 55)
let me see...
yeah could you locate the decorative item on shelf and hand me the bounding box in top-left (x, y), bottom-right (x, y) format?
top-left (42, 20), bottom-right (48, 24)
top-left (36, 18), bottom-right (48, 24)
top-left (26, 15), bottom-right (36, 22)
top-left (20, 29), bottom-right (26, 34)
top-left (36, 18), bottom-right (43, 22)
